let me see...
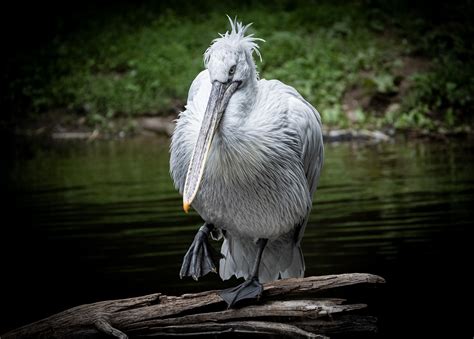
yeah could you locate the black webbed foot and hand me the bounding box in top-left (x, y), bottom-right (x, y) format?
top-left (180, 224), bottom-right (221, 280)
top-left (218, 277), bottom-right (263, 308)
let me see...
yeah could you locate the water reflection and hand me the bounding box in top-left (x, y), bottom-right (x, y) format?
top-left (2, 137), bottom-right (473, 337)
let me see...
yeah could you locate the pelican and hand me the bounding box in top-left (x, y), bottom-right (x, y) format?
top-left (170, 17), bottom-right (324, 307)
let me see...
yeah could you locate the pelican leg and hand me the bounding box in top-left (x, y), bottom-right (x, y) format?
top-left (219, 238), bottom-right (268, 308)
top-left (180, 223), bottom-right (220, 280)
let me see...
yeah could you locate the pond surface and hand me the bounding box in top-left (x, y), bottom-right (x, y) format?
top-left (1, 137), bottom-right (473, 337)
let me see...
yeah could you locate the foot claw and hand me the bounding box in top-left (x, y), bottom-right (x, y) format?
top-left (180, 225), bottom-right (219, 280)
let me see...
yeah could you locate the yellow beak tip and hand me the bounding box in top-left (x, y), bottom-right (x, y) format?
top-left (183, 202), bottom-right (191, 214)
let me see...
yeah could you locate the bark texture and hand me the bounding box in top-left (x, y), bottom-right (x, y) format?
top-left (2, 273), bottom-right (385, 338)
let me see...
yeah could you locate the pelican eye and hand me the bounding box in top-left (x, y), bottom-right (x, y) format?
top-left (229, 65), bottom-right (236, 76)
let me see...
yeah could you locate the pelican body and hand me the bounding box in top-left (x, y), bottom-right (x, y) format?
top-left (170, 18), bottom-right (323, 306)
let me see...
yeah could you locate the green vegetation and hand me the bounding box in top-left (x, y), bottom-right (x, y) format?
top-left (5, 1), bottom-right (474, 134)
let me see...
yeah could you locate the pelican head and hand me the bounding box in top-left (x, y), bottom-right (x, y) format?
top-left (182, 17), bottom-right (263, 212)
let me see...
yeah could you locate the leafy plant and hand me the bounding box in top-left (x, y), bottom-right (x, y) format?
top-left (5, 1), bottom-right (474, 133)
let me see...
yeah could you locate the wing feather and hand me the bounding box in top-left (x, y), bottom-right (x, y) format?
top-left (287, 93), bottom-right (324, 245)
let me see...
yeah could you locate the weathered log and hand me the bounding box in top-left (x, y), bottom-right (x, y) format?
top-left (323, 129), bottom-right (390, 142)
top-left (2, 273), bottom-right (385, 338)
top-left (138, 117), bottom-right (175, 136)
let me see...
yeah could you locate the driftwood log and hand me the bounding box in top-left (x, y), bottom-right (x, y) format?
top-left (2, 273), bottom-right (385, 338)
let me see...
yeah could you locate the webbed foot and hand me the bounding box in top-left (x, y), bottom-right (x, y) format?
top-left (218, 277), bottom-right (263, 308)
top-left (180, 224), bottom-right (220, 280)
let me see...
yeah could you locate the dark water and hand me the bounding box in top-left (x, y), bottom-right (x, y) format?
top-left (1, 137), bottom-right (473, 337)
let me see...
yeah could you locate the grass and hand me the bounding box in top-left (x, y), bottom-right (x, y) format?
top-left (5, 1), bottom-right (474, 134)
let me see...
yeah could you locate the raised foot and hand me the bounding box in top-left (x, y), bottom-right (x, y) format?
top-left (180, 225), bottom-right (220, 280)
top-left (218, 277), bottom-right (263, 308)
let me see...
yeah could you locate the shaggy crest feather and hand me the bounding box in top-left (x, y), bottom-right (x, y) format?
top-left (204, 16), bottom-right (264, 67)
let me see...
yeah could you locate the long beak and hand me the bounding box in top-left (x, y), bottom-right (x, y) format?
top-left (182, 80), bottom-right (239, 213)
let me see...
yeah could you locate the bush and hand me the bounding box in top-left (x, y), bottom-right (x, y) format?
top-left (5, 1), bottom-right (474, 132)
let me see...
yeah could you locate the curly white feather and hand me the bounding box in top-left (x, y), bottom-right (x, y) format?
top-left (204, 16), bottom-right (264, 67)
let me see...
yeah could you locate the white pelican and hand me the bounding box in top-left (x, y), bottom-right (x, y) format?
top-left (170, 17), bottom-right (323, 307)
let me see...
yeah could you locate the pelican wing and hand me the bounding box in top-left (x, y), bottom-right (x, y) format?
top-left (287, 93), bottom-right (324, 245)
top-left (267, 87), bottom-right (324, 279)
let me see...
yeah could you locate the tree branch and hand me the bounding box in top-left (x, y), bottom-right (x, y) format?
top-left (2, 273), bottom-right (385, 338)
